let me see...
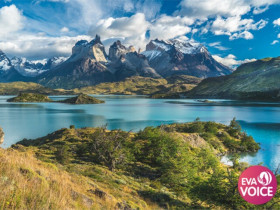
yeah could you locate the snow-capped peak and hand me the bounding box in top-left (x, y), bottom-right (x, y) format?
top-left (168, 36), bottom-right (207, 54)
top-left (10, 56), bottom-right (68, 77)
top-left (0, 50), bottom-right (12, 71)
top-left (142, 36), bottom-right (207, 61)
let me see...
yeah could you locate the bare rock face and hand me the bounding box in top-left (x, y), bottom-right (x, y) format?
top-left (180, 133), bottom-right (209, 148)
top-left (70, 35), bottom-right (107, 63)
top-left (0, 127), bottom-right (4, 145)
top-left (109, 40), bottom-right (128, 61)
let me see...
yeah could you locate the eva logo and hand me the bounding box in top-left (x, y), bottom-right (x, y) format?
top-left (258, 171), bottom-right (272, 186)
top-left (238, 166), bottom-right (277, 205)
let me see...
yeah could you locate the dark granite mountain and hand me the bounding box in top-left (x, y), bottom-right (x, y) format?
top-left (187, 57), bottom-right (280, 100)
top-left (141, 37), bottom-right (232, 78)
top-left (108, 41), bottom-right (161, 80)
top-left (37, 35), bottom-right (114, 89)
top-left (37, 37), bottom-right (161, 89)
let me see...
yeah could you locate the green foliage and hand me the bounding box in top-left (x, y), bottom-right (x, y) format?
top-left (204, 121), bottom-right (219, 134)
top-left (88, 127), bottom-right (132, 171)
top-left (70, 125), bottom-right (75, 129)
top-left (14, 122), bottom-right (265, 209)
top-left (134, 127), bottom-right (181, 167)
top-left (228, 117), bottom-right (242, 138)
top-left (55, 145), bottom-right (71, 164)
top-left (241, 134), bottom-right (260, 152)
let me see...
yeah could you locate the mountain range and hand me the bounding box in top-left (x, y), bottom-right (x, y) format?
top-left (0, 35), bottom-right (232, 89)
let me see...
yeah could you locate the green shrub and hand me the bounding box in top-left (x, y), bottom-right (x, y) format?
top-left (55, 145), bottom-right (71, 164)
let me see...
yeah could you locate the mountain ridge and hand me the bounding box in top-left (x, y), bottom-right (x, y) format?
top-left (187, 56), bottom-right (280, 100)
top-left (0, 35), bottom-right (233, 89)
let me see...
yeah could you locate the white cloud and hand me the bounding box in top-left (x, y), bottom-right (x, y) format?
top-left (0, 5), bottom-right (24, 39)
top-left (89, 13), bottom-right (195, 50)
top-left (211, 16), bottom-right (267, 40)
top-left (89, 13), bottom-right (149, 50)
top-left (271, 40), bottom-right (279, 45)
top-left (213, 54), bottom-right (256, 68)
top-left (278, 33), bottom-right (280, 38)
top-left (208, 42), bottom-right (229, 51)
top-left (149, 15), bottom-right (194, 40)
top-left (60, 27), bottom-right (69, 33)
top-left (0, 34), bottom-right (91, 59)
top-left (273, 18), bottom-right (280, 26)
top-left (178, 0), bottom-right (280, 18)
top-left (178, 0), bottom-right (250, 18)
top-left (230, 31), bottom-right (254, 40)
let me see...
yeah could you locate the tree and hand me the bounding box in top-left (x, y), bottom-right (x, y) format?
top-left (89, 127), bottom-right (131, 171)
top-left (229, 153), bottom-right (240, 169)
top-left (55, 145), bottom-right (71, 164)
top-left (228, 117), bottom-right (242, 137)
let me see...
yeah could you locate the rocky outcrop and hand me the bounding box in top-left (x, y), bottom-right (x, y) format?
top-left (180, 133), bottom-right (209, 148)
top-left (110, 50), bottom-right (161, 80)
top-left (70, 35), bottom-right (107, 63)
top-left (36, 35), bottom-right (114, 89)
top-left (108, 40), bottom-right (136, 61)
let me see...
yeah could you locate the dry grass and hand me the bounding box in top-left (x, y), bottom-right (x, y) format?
top-left (0, 147), bottom-right (162, 209)
top-left (0, 148), bottom-right (120, 209)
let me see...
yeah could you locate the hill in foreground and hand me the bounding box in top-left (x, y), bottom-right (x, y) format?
top-left (0, 121), bottom-right (275, 209)
top-left (187, 57), bottom-right (280, 100)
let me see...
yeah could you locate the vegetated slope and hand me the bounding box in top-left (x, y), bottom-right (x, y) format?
top-left (188, 57), bottom-right (280, 100)
top-left (0, 82), bottom-right (70, 95)
top-left (5, 121), bottom-right (275, 209)
top-left (74, 75), bottom-right (202, 96)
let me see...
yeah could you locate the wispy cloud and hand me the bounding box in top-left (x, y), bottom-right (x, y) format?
top-left (208, 42), bottom-right (229, 51)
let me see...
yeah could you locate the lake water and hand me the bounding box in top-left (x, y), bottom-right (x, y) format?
top-left (0, 95), bottom-right (279, 170)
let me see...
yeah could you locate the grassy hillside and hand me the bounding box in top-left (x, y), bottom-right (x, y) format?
top-left (74, 76), bottom-right (202, 97)
top-left (0, 82), bottom-right (72, 95)
top-left (0, 121), bottom-right (276, 209)
top-left (187, 57), bottom-right (280, 100)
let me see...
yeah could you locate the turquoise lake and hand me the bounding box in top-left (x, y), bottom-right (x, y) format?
top-left (0, 95), bottom-right (280, 170)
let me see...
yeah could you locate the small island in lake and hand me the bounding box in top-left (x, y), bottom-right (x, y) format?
top-left (7, 93), bottom-right (53, 102)
top-left (59, 94), bottom-right (105, 104)
top-left (7, 93), bottom-right (105, 104)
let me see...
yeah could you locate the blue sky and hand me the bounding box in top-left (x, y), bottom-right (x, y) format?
top-left (0, 0), bottom-right (280, 67)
